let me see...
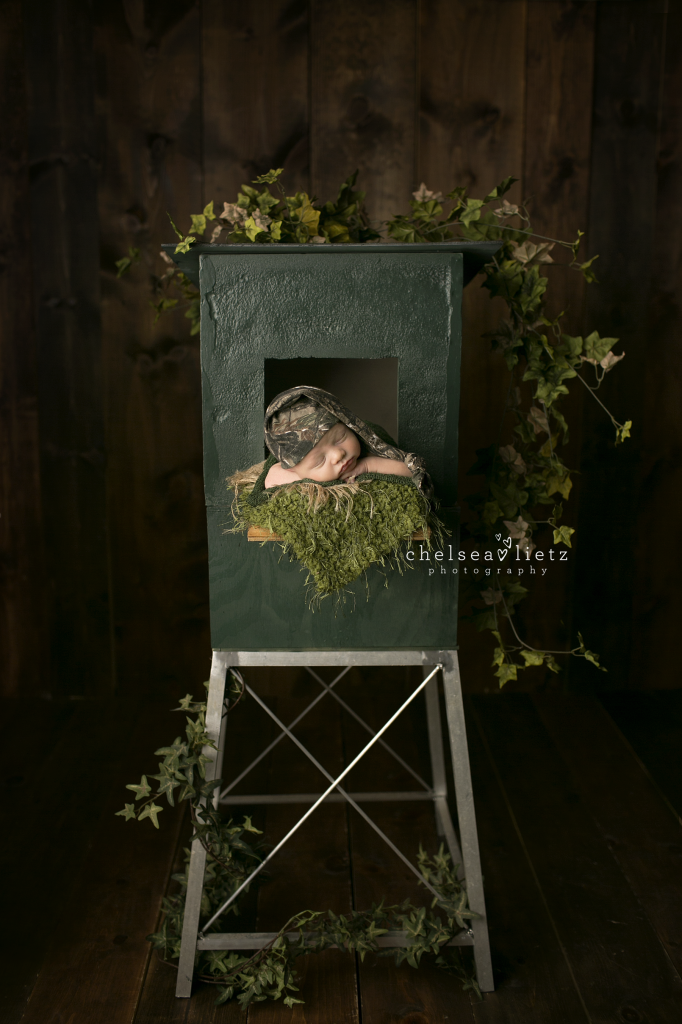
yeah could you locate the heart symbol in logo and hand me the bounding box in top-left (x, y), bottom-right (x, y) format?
top-left (497, 548), bottom-right (508, 561)
top-left (495, 533), bottom-right (501, 541)
top-left (504, 537), bottom-right (512, 549)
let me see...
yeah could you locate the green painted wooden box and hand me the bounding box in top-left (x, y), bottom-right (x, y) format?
top-left (167, 242), bottom-right (498, 651)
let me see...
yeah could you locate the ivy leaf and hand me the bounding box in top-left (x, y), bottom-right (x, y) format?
top-left (155, 737), bottom-right (188, 767)
top-left (459, 198), bottom-right (484, 227)
top-left (494, 198), bottom-right (520, 219)
top-left (503, 515), bottom-right (529, 540)
top-left (510, 241), bottom-right (555, 265)
top-left (175, 693), bottom-right (199, 712)
top-left (600, 350), bottom-right (625, 372)
top-left (197, 778), bottom-right (222, 800)
top-left (482, 500), bottom-right (503, 525)
top-left (470, 607), bottom-right (498, 631)
top-left (495, 663), bottom-right (518, 687)
top-left (482, 176), bottom-right (518, 203)
top-left (520, 650), bottom-right (544, 667)
top-left (203, 201), bottom-right (216, 221)
top-left (126, 774), bottom-right (152, 801)
top-left (491, 646), bottom-right (505, 668)
top-left (215, 985), bottom-right (235, 1006)
top-left (559, 334), bottom-right (583, 361)
top-left (153, 774), bottom-right (181, 806)
top-left (412, 182), bottom-right (444, 202)
top-left (116, 803), bottom-right (138, 821)
top-left (616, 420), bottom-right (632, 444)
top-left (253, 168), bottom-right (284, 184)
top-left (176, 783), bottom-right (196, 802)
top-left (150, 297), bottom-right (178, 322)
top-left (175, 235), bottom-right (196, 255)
top-left (219, 201), bottom-right (247, 224)
top-left (115, 247), bottom-right (140, 278)
top-left (539, 434), bottom-right (560, 459)
top-left (190, 214), bottom-right (206, 234)
top-left (577, 632), bottom-right (607, 672)
top-left (553, 525), bottom-right (575, 547)
top-left (286, 192), bottom-right (321, 237)
top-left (545, 472), bottom-right (573, 500)
top-left (579, 255), bottom-right (599, 283)
top-left (582, 330), bottom-right (619, 364)
top-left (167, 212), bottom-right (184, 240)
top-left (138, 802), bottom-right (164, 828)
top-left (388, 222), bottom-right (420, 243)
top-left (257, 190), bottom-right (280, 214)
top-left (527, 406), bottom-right (550, 435)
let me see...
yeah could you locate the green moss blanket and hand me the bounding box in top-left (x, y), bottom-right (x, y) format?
top-left (230, 456), bottom-right (441, 598)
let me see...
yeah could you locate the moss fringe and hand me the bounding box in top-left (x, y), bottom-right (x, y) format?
top-left (227, 460), bottom-right (444, 599)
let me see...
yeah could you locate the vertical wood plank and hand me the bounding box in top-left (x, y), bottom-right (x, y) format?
top-left (465, 698), bottom-right (590, 1021)
top-left (523, 0), bottom-right (595, 324)
top-left (248, 669), bottom-right (359, 1024)
top-left (311, 0), bottom-right (418, 222)
top-left (632, 4), bottom-right (682, 690)
top-left (599, 690), bottom-right (682, 818)
top-left (203, 0), bottom-right (310, 202)
top-left (95, 0), bottom-right (208, 699)
top-left (572, 0), bottom-right (666, 690)
top-left (533, 693), bottom-right (682, 980)
top-left (25, 0), bottom-right (112, 696)
top-left (512, 1), bottom-right (596, 673)
top-left (0, 0), bottom-right (46, 696)
top-left (475, 693), bottom-right (682, 1021)
top-left (419, 0), bottom-right (527, 691)
top-left (16, 701), bottom-right (188, 1024)
top-left (419, 0), bottom-right (526, 201)
top-left (343, 668), bottom-right (476, 1022)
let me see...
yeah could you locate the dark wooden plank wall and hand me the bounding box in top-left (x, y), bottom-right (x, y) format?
top-left (25, 0), bottom-right (114, 696)
top-left (2, 0), bottom-right (679, 698)
top-left (0, 0), bottom-right (46, 694)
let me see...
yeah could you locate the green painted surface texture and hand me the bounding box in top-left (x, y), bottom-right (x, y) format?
top-left (200, 250), bottom-right (463, 650)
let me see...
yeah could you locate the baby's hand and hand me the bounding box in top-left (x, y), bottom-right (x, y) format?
top-left (340, 457), bottom-right (369, 481)
top-left (341, 456), bottom-right (412, 481)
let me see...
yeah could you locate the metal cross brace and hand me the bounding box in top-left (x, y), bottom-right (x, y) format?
top-left (202, 662), bottom-right (442, 932)
top-left (175, 650), bottom-right (494, 998)
top-left (220, 664), bottom-right (432, 802)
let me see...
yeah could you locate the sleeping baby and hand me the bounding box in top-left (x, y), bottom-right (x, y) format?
top-left (263, 386), bottom-right (430, 493)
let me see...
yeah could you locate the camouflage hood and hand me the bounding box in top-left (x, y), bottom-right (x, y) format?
top-left (264, 386), bottom-right (430, 494)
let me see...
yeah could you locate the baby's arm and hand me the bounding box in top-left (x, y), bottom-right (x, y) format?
top-left (264, 462), bottom-right (298, 488)
top-left (342, 456), bottom-right (412, 480)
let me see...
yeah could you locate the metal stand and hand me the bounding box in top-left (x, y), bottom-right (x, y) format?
top-left (175, 649), bottom-right (494, 997)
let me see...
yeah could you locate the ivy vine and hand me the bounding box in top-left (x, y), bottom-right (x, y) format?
top-left (117, 167), bottom-right (630, 682)
top-left (118, 683), bottom-right (480, 1008)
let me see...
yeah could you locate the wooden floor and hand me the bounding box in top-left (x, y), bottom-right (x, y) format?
top-left (2, 672), bottom-right (682, 1024)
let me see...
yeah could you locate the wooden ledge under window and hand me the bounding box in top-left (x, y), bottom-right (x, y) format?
top-left (247, 526), bottom-right (430, 542)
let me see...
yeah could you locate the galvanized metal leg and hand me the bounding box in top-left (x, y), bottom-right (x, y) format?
top-left (441, 652), bottom-right (494, 992)
top-left (424, 668), bottom-right (463, 873)
top-left (175, 651), bottom-right (230, 998)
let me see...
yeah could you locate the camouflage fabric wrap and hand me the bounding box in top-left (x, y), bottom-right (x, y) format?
top-left (264, 386), bottom-right (431, 494)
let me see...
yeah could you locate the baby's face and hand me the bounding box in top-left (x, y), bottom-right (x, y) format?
top-left (292, 421), bottom-right (361, 482)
